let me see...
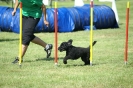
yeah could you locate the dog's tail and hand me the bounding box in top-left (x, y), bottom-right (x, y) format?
top-left (88, 41), bottom-right (97, 48)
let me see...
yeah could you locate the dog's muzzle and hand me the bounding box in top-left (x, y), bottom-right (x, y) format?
top-left (58, 47), bottom-right (64, 52)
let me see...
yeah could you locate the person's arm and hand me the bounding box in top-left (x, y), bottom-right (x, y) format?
top-left (12, 0), bottom-right (20, 16)
top-left (42, 4), bottom-right (49, 27)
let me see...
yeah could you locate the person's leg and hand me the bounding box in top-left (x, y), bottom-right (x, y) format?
top-left (12, 16), bottom-right (30, 63)
top-left (13, 16), bottom-right (37, 63)
top-left (22, 44), bottom-right (28, 57)
top-left (25, 17), bottom-right (53, 58)
top-left (12, 16), bottom-right (52, 63)
top-left (31, 36), bottom-right (47, 48)
top-left (31, 36), bottom-right (53, 58)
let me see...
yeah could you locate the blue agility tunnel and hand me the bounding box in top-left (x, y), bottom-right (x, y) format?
top-left (0, 4), bottom-right (118, 33)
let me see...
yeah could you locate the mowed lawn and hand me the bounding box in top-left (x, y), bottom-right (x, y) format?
top-left (0, 0), bottom-right (133, 88)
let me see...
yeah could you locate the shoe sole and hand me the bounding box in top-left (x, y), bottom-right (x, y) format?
top-left (47, 45), bottom-right (53, 58)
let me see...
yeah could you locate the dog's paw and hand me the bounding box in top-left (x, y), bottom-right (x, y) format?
top-left (84, 63), bottom-right (90, 65)
top-left (84, 62), bottom-right (90, 65)
top-left (63, 61), bottom-right (67, 64)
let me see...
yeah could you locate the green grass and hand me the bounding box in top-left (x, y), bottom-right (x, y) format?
top-left (0, 0), bottom-right (133, 88)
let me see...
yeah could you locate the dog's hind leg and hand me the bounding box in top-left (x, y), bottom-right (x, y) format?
top-left (84, 60), bottom-right (90, 65)
top-left (81, 56), bottom-right (90, 65)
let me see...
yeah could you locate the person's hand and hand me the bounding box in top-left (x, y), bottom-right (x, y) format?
top-left (12, 10), bottom-right (16, 16)
top-left (44, 20), bottom-right (49, 27)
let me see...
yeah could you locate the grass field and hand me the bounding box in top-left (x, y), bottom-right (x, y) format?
top-left (0, 0), bottom-right (133, 88)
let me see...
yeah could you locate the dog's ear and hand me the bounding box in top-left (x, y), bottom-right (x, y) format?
top-left (68, 39), bottom-right (73, 45)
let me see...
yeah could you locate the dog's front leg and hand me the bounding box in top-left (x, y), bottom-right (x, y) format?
top-left (63, 56), bottom-right (70, 64)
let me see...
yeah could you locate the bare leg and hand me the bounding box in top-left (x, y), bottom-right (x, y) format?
top-left (21, 37), bottom-right (47, 58)
top-left (31, 36), bottom-right (47, 48)
top-left (12, 44), bottom-right (28, 63)
top-left (31, 36), bottom-right (52, 58)
top-left (22, 44), bottom-right (28, 58)
top-left (12, 36), bottom-right (51, 63)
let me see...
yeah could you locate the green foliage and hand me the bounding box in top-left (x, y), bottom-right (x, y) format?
top-left (0, 0), bottom-right (133, 88)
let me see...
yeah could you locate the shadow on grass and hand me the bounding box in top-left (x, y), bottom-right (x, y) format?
top-left (57, 57), bottom-right (97, 67)
top-left (36, 57), bottom-right (54, 61)
top-left (24, 57), bottom-right (54, 62)
top-left (0, 38), bottom-right (18, 42)
top-left (24, 57), bottom-right (98, 67)
top-left (64, 64), bottom-right (87, 67)
top-left (66, 63), bottom-right (97, 67)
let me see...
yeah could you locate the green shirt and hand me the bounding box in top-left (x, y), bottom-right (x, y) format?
top-left (19, 0), bottom-right (43, 18)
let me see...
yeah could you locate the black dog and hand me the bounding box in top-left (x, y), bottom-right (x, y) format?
top-left (58, 39), bottom-right (97, 65)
